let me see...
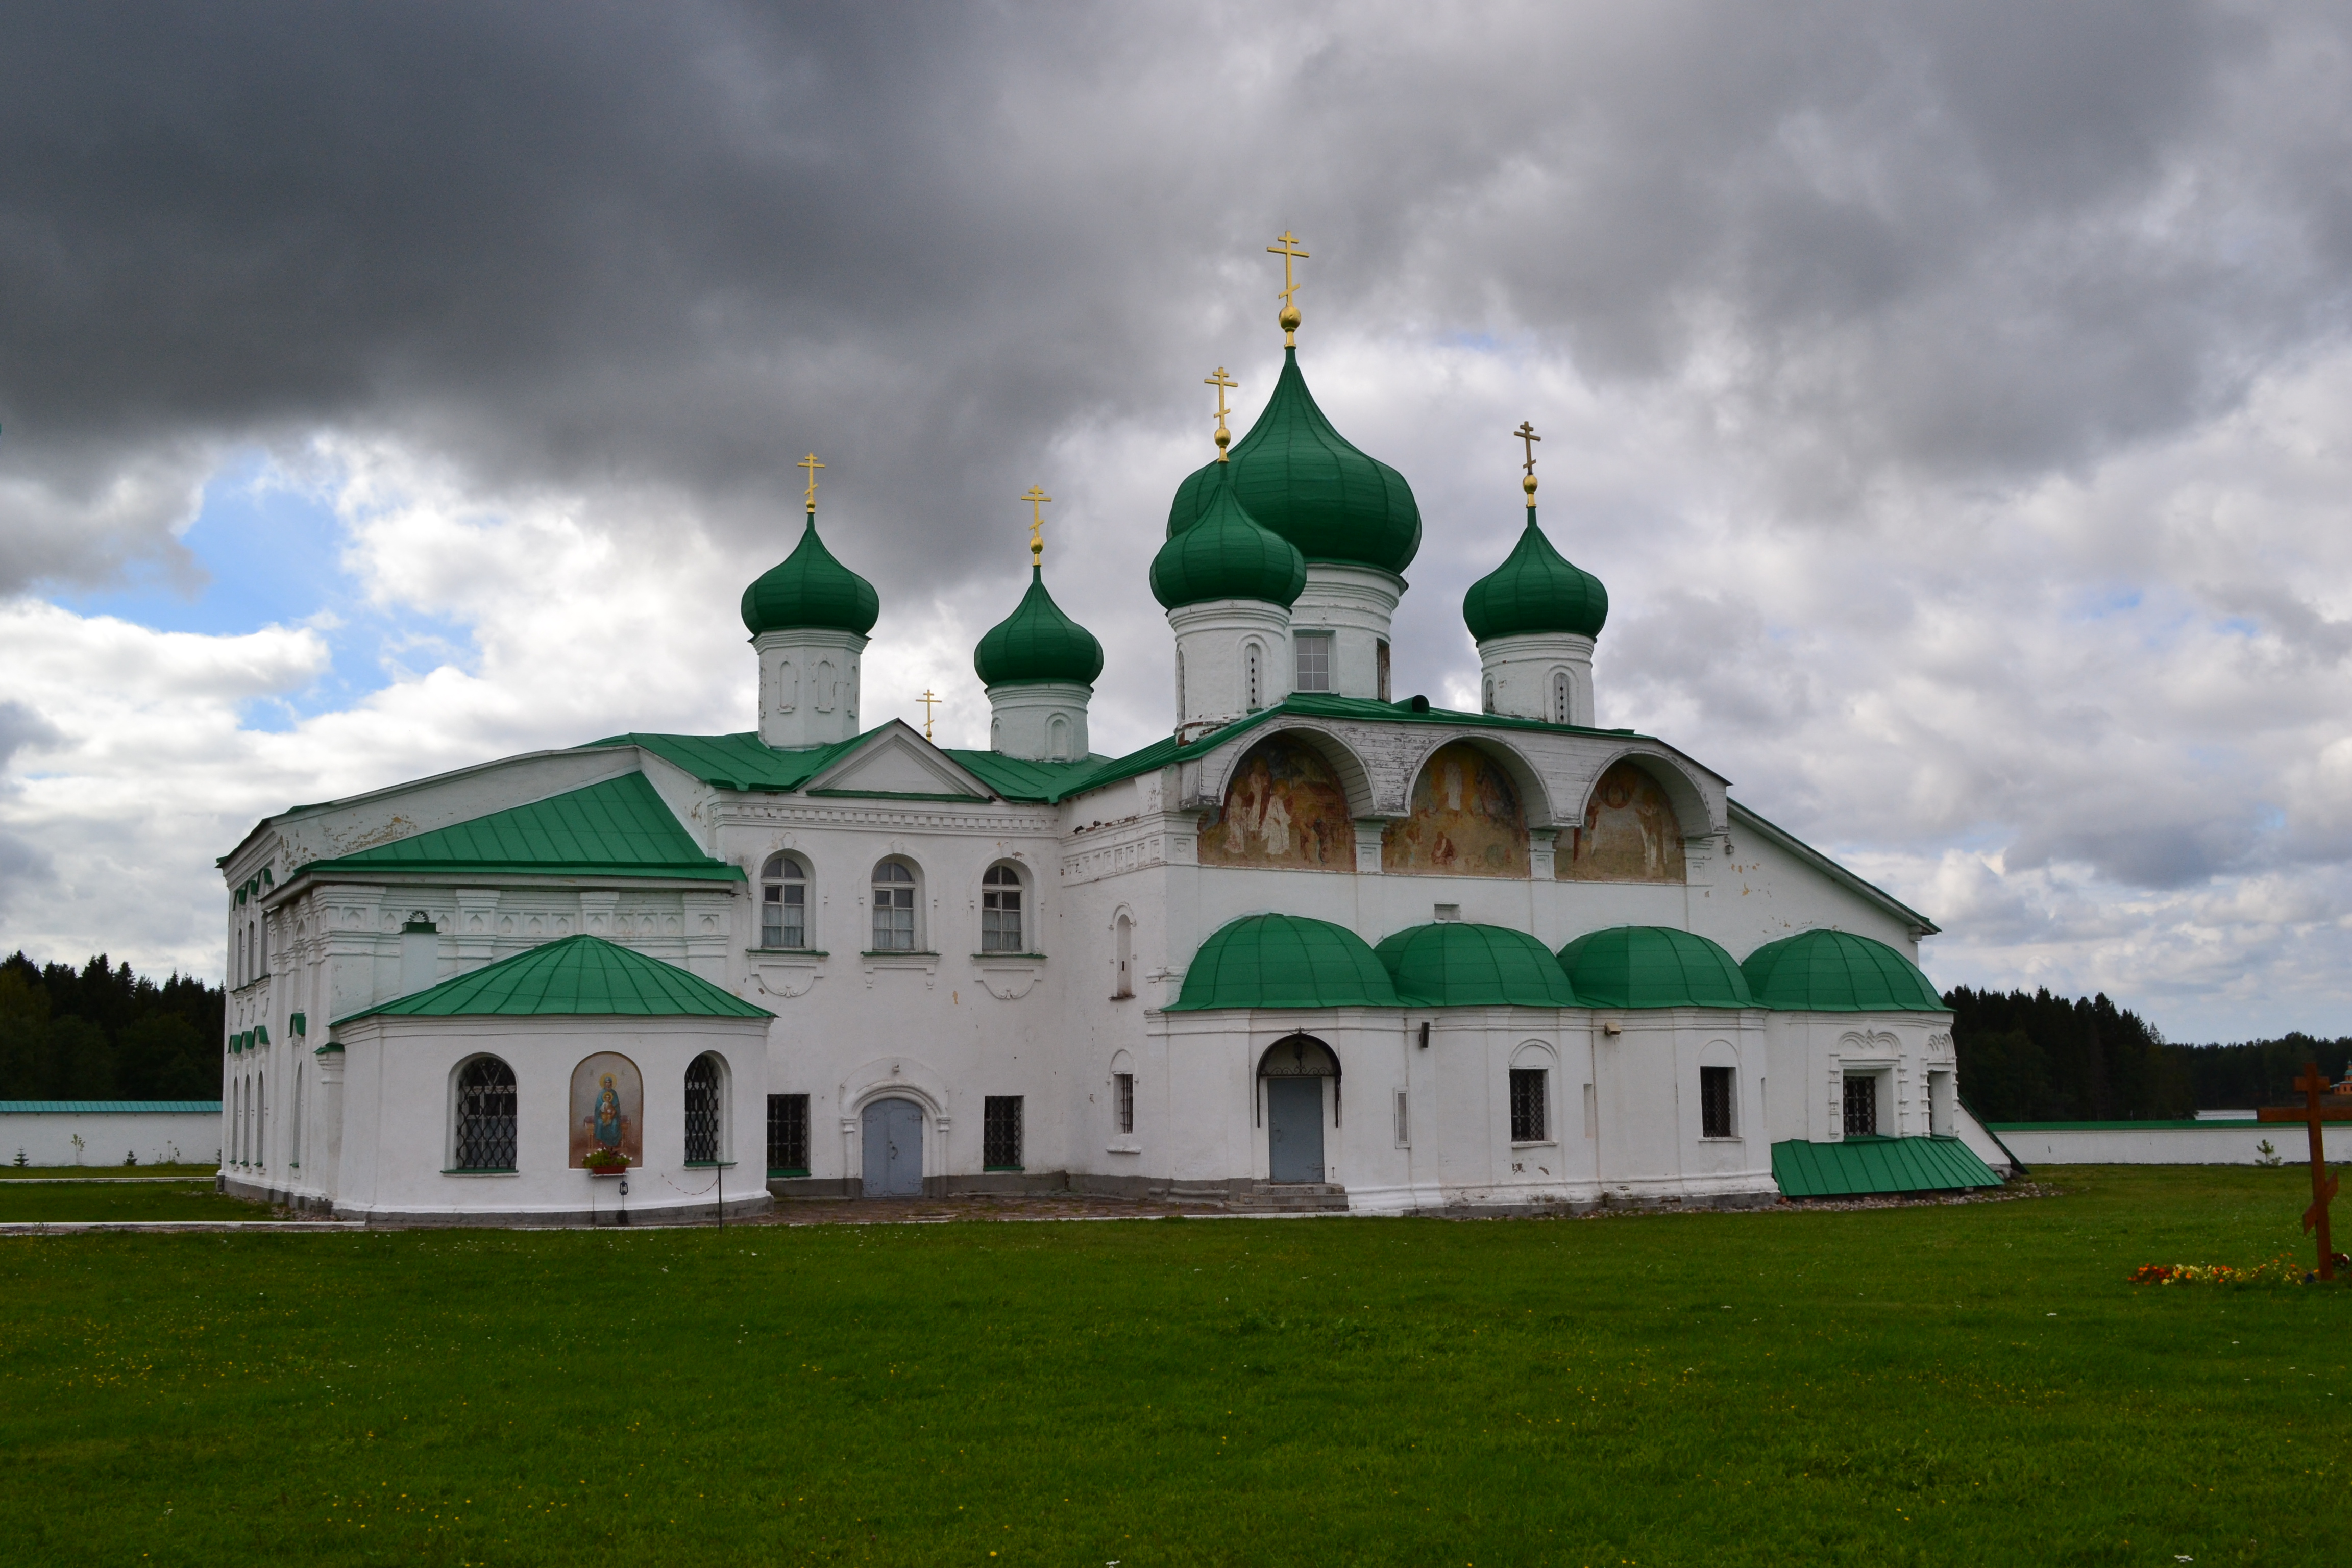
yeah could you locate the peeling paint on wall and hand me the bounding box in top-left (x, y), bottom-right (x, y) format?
top-left (1383, 741), bottom-right (1528, 877)
top-left (1198, 736), bottom-right (1356, 871)
top-left (1560, 761), bottom-right (1686, 884)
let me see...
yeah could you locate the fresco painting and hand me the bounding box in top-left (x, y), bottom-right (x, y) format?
top-left (1560, 761), bottom-right (1686, 883)
top-left (1383, 742), bottom-right (1529, 877)
top-left (1198, 735), bottom-right (1356, 870)
top-left (568, 1051), bottom-right (644, 1169)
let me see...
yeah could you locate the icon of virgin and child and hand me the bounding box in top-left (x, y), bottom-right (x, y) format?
top-left (568, 1053), bottom-right (643, 1168)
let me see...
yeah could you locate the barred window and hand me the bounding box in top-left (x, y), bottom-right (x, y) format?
top-left (1294, 631), bottom-right (1332, 693)
top-left (684, 1052), bottom-right (724, 1164)
top-left (983, 1095), bottom-right (1023, 1170)
top-left (1552, 670), bottom-right (1573, 725)
top-left (1113, 1071), bottom-right (1135, 1135)
top-left (761, 853), bottom-right (807, 949)
top-left (767, 1093), bottom-right (810, 1175)
top-left (1245, 644), bottom-right (1263, 710)
top-left (981, 865), bottom-right (1024, 952)
top-left (1843, 1074), bottom-right (1877, 1137)
top-left (1701, 1065), bottom-right (1736, 1138)
top-left (871, 861), bottom-right (918, 951)
top-left (1509, 1068), bottom-right (1548, 1142)
top-left (453, 1057), bottom-right (518, 1171)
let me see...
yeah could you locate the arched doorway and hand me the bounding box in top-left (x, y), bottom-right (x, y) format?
top-left (861, 1097), bottom-right (924, 1196)
top-left (1259, 1035), bottom-right (1339, 1183)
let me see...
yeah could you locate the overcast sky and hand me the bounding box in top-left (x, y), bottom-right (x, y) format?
top-left (4, 1), bottom-right (2350, 1041)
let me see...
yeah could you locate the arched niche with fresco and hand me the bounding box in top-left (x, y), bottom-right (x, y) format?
top-left (1559, 760), bottom-right (1687, 883)
top-left (1382, 741), bottom-right (1529, 877)
top-left (1198, 733), bottom-right (1358, 871)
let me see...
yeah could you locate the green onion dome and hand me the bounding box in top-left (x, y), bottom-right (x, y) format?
top-left (973, 566), bottom-right (1104, 687)
top-left (1374, 923), bottom-right (1583, 1008)
top-left (1150, 463), bottom-right (1307, 610)
top-left (1739, 929), bottom-right (1945, 1012)
top-left (1463, 506), bottom-right (1608, 642)
top-left (1167, 912), bottom-right (1400, 1011)
top-left (1166, 348), bottom-right (1420, 575)
top-left (1555, 926), bottom-right (1754, 1009)
top-left (740, 513), bottom-right (880, 637)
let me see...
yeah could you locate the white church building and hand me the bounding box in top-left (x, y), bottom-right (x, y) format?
top-left (214, 259), bottom-right (2000, 1223)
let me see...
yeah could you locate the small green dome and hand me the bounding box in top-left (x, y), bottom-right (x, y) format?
top-left (1150, 464), bottom-right (1307, 610)
top-left (973, 566), bottom-right (1104, 687)
top-left (1374, 923), bottom-right (1583, 1008)
top-left (1168, 348), bottom-right (1420, 575)
top-left (1741, 929), bottom-right (1945, 1012)
top-left (1168, 913), bottom-right (1400, 1011)
top-left (1463, 506), bottom-right (1608, 642)
top-left (741, 513), bottom-right (880, 637)
top-left (1556, 926), bottom-right (1754, 1010)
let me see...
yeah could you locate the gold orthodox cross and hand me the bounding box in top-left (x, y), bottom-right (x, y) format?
top-left (919, 688), bottom-right (941, 741)
top-left (1267, 230), bottom-right (1309, 342)
top-left (798, 452), bottom-right (823, 512)
top-left (1204, 366), bottom-right (1238, 458)
top-left (1021, 485), bottom-right (1052, 561)
top-left (1514, 420), bottom-right (1540, 502)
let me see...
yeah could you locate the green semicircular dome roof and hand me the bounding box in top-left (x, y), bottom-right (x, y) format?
top-left (1739, 928), bottom-right (1945, 1012)
top-left (973, 566), bottom-right (1105, 686)
top-left (336, 934), bottom-right (774, 1023)
top-left (1462, 506), bottom-right (1609, 642)
top-left (1373, 923), bottom-right (1583, 1008)
top-left (1556, 926), bottom-right (1754, 1010)
top-left (1168, 348), bottom-right (1420, 575)
top-left (1168, 912), bottom-right (1399, 1011)
top-left (1150, 464), bottom-right (1307, 610)
top-left (741, 513), bottom-right (881, 636)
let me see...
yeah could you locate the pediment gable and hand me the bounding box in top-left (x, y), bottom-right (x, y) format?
top-left (802, 722), bottom-right (993, 799)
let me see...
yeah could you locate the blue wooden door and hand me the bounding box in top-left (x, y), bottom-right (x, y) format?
top-left (862, 1097), bottom-right (924, 1196)
top-left (1266, 1077), bottom-right (1326, 1183)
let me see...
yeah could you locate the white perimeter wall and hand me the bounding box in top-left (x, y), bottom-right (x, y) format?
top-left (1994, 1123), bottom-right (2352, 1165)
top-left (0, 1111), bottom-right (220, 1167)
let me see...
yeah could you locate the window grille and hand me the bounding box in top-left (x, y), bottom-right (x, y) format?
top-left (1552, 670), bottom-right (1572, 725)
top-left (871, 861), bottom-right (917, 950)
top-left (1482, 677), bottom-right (1495, 714)
top-left (1244, 644), bottom-right (1261, 710)
top-left (983, 1095), bottom-right (1023, 1170)
top-left (767, 1093), bottom-right (811, 1174)
top-left (761, 853), bottom-right (807, 948)
top-left (1701, 1066), bottom-right (1735, 1138)
top-left (1113, 1072), bottom-right (1135, 1134)
top-left (981, 865), bottom-right (1023, 952)
top-left (1509, 1068), bottom-right (1548, 1142)
top-left (453, 1057), bottom-right (518, 1170)
top-left (1843, 1074), bottom-right (1877, 1137)
top-left (1294, 632), bottom-right (1332, 694)
top-left (684, 1053), bottom-right (723, 1163)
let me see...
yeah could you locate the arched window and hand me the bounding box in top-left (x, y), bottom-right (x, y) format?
top-left (1175, 649), bottom-right (1187, 715)
top-left (255, 1073), bottom-right (266, 1168)
top-left (1552, 670), bottom-right (1572, 725)
top-left (1483, 676), bottom-right (1496, 714)
top-left (981, 865), bottom-right (1024, 953)
top-left (871, 861), bottom-right (918, 951)
top-left (291, 1064), bottom-right (304, 1170)
top-left (452, 1057), bottom-right (519, 1171)
top-left (1113, 913), bottom-right (1134, 998)
top-left (1047, 713), bottom-right (1070, 762)
top-left (684, 1052), bottom-right (725, 1164)
top-left (235, 927), bottom-right (245, 988)
top-left (761, 852), bottom-right (808, 949)
top-left (1245, 644), bottom-right (1262, 711)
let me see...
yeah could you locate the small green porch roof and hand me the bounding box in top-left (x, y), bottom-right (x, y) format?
top-left (1167, 913), bottom-right (1400, 1011)
top-left (1373, 922), bottom-right (1582, 1008)
top-left (1770, 1136), bottom-right (2001, 1198)
top-left (1741, 928), bottom-right (1944, 1012)
top-left (295, 773), bottom-right (739, 884)
top-left (336, 934), bottom-right (772, 1024)
top-left (1556, 926), bottom-right (1753, 1009)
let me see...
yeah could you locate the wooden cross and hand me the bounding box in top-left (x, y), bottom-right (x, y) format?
top-left (1204, 367), bottom-right (1238, 457)
top-left (798, 453), bottom-right (823, 512)
top-left (2295, 1062), bottom-right (2339, 1280)
top-left (1268, 230), bottom-right (1309, 341)
top-left (1020, 485), bottom-right (1052, 561)
top-left (918, 688), bottom-right (941, 742)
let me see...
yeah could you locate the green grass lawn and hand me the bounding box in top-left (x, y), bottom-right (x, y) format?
top-left (2, 1166), bottom-right (2346, 1566)
top-left (0, 1164), bottom-right (224, 1180)
top-left (0, 1179), bottom-right (280, 1224)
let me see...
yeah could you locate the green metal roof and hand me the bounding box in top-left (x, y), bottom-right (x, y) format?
top-left (593, 729), bottom-right (873, 792)
top-left (940, 749), bottom-right (1109, 800)
top-left (1167, 913), bottom-right (1401, 1011)
top-left (1741, 928), bottom-right (1945, 1012)
top-left (336, 934), bottom-right (773, 1023)
top-left (1770, 1136), bottom-right (2001, 1198)
top-left (295, 773), bottom-right (739, 884)
top-left (1462, 504), bottom-right (1608, 642)
top-left (973, 565), bottom-right (1105, 686)
top-left (1373, 923), bottom-right (1583, 1008)
top-left (1557, 925), bottom-right (1754, 1009)
top-left (1151, 461), bottom-right (1308, 610)
top-left (0, 1100), bottom-right (224, 1114)
top-left (740, 511), bottom-right (881, 636)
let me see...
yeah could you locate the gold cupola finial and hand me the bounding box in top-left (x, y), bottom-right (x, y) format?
top-left (1267, 230), bottom-right (1309, 345)
top-left (1021, 484), bottom-right (1053, 563)
top-left (798, 452), bottom-right (824, 513)
top-left (1204, 366), bottom-right (1238, 460)
top-left (919, 687), bottom-right (941, 741)
top-left (1514, 421), bottom-right (1540, 505)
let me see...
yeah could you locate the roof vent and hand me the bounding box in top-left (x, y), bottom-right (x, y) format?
top-left (1433, 903), bottom-right (1460, 923)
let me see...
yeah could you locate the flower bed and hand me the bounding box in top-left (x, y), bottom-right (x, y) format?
top-left (2129, 1253), bottom-right (2345, 1286)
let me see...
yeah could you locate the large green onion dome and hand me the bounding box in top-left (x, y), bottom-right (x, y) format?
top-left (1167, 913), bottom-right (1400, 1011)
top-left (1166, 348), bottom-right (1420, 575)
top-left (973, 566), bottom-right (1104, 687)
top-left (1555, 926), bottom-right (1754, 1009)
top-left (1739, 929), bottom-right (1945, 1012)
top-left (1374, 922), bottom-right (1583, 1008)
top-left (1462, 505), bottom-right (1608, 641)
top-left (741, 513), bottom-right (880, 637)
top-left (1150, 463), bottom-right (1307, 610)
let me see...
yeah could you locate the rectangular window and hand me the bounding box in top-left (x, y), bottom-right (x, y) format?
top-left (1294, 631), bottom-right (1332, 693)
top-left (763, 883), bottom-right (806, 948)
top-left (767, 1093), bottom-right (810, 1175)
top-left (872, 886), bottom-right (916, 950)
top-left (1843, 1074), bottom-right (1878, 1137)
top-left (1509, 1068), bottom-right (1548, 1142)
top-left (1701, 1066), bottom-right (1736, 1138)
top-left (981, 874), bottom-right (1023, 952)
top-left (983, 1095), bottom-right (1024, 1170)
top-left (1393, 1088), bottom-right (1410, 1148)
top-left (1113, 1072), bottom-right (1135, 1135)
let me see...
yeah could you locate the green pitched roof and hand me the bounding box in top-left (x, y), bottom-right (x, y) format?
top-left (337, 934), bottom-right (772, 1023)
top-left (1462, 505), bottom-right (1608, 642)
top-left (1771, 1136), bottom-right (2000, 1198)
top-left (973, 565), bottom-right (1105, 686)
top-left (1167, 913), bottom-right (1400, 1011)
top-left (1741, 929), bottom-right (1945, 1012)
top-left (741, 512), bottom-right (881, 636)
top-left (296, 773), bottom-right (740, 883)
top-left (1556, 926), bottom-right (1754, 1009)
top-left (1373, 923), bottom-right (1583, 1008)
top-left (1151, 462), bottom-right (1308, 610)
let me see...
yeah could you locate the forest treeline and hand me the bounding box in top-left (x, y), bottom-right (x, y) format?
top-left (1947, 985), bottom-right (2352, 1122)
top-left (0, 952), bottom-right (224, 1101)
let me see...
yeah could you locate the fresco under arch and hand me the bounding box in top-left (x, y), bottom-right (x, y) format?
top-left (1198, 734), bottom-right (1356, 871)
top-left (569, 1051), bottom-right (644, 1169)
top-left (1560, 761), bottom-right (1686, 883)
top-left (1382, 741), bottom-right (1529, 877)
